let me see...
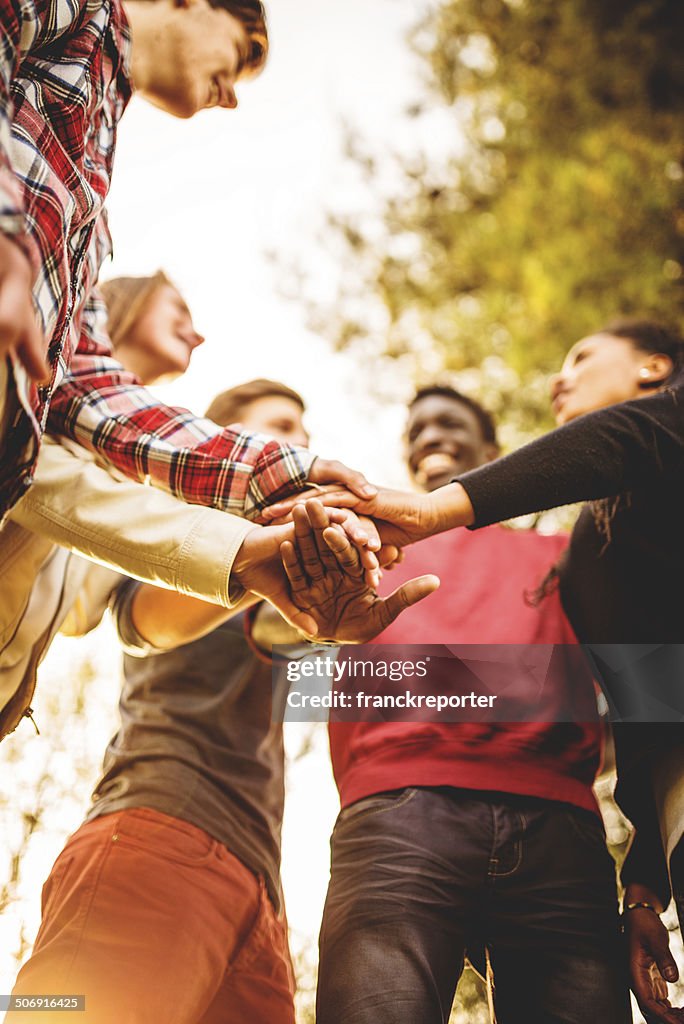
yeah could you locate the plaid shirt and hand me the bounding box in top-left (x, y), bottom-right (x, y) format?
top-left (0, 0), bottom-right (314, 519)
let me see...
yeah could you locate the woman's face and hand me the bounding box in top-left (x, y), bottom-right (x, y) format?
top-left (122, 285), bottom-right (204, 384)
top-left (550, 333), bottom-right (653, 425)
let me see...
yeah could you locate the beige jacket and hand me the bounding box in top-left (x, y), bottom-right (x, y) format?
top-left (654, 748), bottom-right (684, 868)
top-left (0, 438), bottom-right (254, 739)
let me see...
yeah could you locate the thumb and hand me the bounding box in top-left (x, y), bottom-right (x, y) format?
top-left (655, 943), bottom-right (679, 984)
top-left (272, 593), bottom-right (318, 639)
top-left (382, 574), bottom-right (440, 626)
top-left (16, 322), bottom-right (49, 383)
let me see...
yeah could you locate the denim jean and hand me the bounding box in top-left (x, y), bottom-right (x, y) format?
top-left (317, 788), bottom-right (631, 1024)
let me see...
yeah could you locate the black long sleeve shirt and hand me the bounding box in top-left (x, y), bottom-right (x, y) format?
top-left (459, 379), bottom-right (683, 645)
top-left (458, 377), bottom-right (684, 903)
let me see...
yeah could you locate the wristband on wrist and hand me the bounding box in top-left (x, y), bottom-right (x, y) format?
top-left (622, 901), bottom-right (659, 915)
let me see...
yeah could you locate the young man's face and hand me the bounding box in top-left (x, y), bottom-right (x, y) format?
top-left (235, 395), bottom-right (309, 447)
top-left (405, 394), bottom-right (498, 492)
top-left (138, 0), bottom-right (255, 118)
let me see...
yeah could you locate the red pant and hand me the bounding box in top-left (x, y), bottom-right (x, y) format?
top-left (7, 808), bottom-right (295, 1024)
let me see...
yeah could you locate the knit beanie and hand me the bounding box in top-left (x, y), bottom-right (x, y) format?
top-left (100, 270), bottom-right (172, 350)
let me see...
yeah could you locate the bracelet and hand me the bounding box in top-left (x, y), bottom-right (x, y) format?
top-left (623, 901), bottom-right (659, 915)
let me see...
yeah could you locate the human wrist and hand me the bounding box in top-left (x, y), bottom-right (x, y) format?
top-left (623, 883), bottom-right (665, 915)
top-left (429, 482), bottom-right (475, 532)
top-left (229, 525), bottom-right (261, 600)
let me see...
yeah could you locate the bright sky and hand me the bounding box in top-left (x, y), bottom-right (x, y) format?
top-left (106, 0), bottom-right (437, 486)
top-left (0, 0), bottom-right (440, 1000)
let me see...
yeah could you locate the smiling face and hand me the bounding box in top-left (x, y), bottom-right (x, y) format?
top-left (549, 332), bottom-right (671, 425)
top-left (406, 393), bottom-right (499, 492)
top-left (134, 0), bottom-right (260, 119)
top-left (118, 284), bottom-right (204, 383)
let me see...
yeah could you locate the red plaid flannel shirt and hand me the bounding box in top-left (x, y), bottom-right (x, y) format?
top-left (0, 0), bottom-right (314, 519)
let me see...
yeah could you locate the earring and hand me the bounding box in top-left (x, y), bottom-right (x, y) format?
top-left (639, 368), bottom-right (651, 380)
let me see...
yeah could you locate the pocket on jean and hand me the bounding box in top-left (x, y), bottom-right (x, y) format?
top-left (563, 809), bottom-right (609, 854)
top-left (335, 788), bottom-right (419, 829)
top-left (110, 810), bottom-right (218, 867)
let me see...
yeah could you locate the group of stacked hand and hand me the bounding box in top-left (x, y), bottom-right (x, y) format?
top-left (233, 468), bottom-right (474, 644)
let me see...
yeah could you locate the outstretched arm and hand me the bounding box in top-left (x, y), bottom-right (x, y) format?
top-left (264, 381), bottom-right (684, 539)
top-left (46, 292), bottom-right (375, 520)
top-left (264, 481), bottom-right (475, 547)
top-left (114, 509), bottom-right (387, 651)
top-left (280, 499), bottom-right (440, 643)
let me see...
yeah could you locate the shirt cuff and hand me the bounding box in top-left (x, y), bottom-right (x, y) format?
top-left (177, 507), bottom-right (254, 609)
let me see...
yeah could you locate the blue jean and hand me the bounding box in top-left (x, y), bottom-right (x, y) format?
top-left (317, 788), bottom-right (630, 1024)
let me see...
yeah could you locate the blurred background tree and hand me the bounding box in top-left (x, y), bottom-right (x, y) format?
top-left (308, 0), bottom-right (684, 443)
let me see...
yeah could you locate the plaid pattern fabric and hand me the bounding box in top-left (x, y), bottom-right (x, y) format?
top-left (49, 292), bottom-right (314, 518)
top-left (0, 0), bottom-right (130, 513)
top-left (0, 0), bottom-right (315, 519)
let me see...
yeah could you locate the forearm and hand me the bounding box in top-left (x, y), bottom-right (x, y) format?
top-left (0, 0), bottom-right (29, 250)
top-left (624, 881), bottom-right (667, 915)
top-left (457, 387), bottom-right (683, 527)
top-left (622, 827), bottom-right (672, 912)
top-left (47, 350), bottom-right (315, 519)
top-left (128, 586), bottom-right (260, 651)
top-left (10, 438), bottom-right (253, 607)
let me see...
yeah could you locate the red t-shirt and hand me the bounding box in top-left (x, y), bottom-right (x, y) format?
top-left (328, 526), bottom-right (603, 815)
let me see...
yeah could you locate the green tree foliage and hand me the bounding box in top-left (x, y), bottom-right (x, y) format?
top-left (318, 0), bottom-right (684, 437)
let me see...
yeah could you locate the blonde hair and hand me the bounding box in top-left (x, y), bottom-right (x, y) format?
top-left (100, 271), bottom-right (173, 350)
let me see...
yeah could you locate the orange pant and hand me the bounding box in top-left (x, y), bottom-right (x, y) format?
top-left (6, 808), bottom-right (295, 1024)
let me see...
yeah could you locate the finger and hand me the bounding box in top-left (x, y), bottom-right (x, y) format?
top-left (277, 542), bottom-right (320, 635)
top-left (655, 947), bottom-right (679, 985)
top-left (261, 485), bottom-right (336, 522)
top-left (261, 495), bottom-right (309, 522)
top-left (262, 489), bottom-right (360, 521)
top-left (14, 321), bottom-right (49, 382)
top-left (632, 970), bottom-right (682, 1024)
top-left (256, 511), bottom-right (294, 526)
top-left (304, 499), bottom-right (340, 571)
top-left (639, 1000), bottom-right (684, 1024)
top-left (326, 507), bottom-right (372, 548)
top-left (380, 574), bottom-right (440, 629)
top-left (280, 540), bottom-right (310, 595)
top-left (310, 458), bottom-right (377, 500)
top-left (358, 545), bottom-right (380, 576)
top-left (356, 513), bottom-right (381, 551)
top-left (377, 544), bottom-right (401, 569)
top-left (364, 566), bottom-right (381, 590)
top-left (0, 273), bottom-right (26, 348)
top-left (322, 524), bottom-right (365, 579)
top-left (273, 597), bottom-right (318, 638)
top-left (326, 520), bottom-right (380, 586)
top-left (293, 505), bottom-right (326, 581)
